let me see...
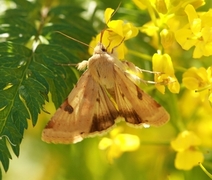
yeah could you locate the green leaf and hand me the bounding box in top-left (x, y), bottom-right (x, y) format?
top-left (0, 138), bottom-right (11, 172)
top-left (0, 0), bottom-right (96, 174)
top-left (34, 44), bottom-right (78, 108)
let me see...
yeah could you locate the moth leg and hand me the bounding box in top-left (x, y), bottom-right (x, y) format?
top-left (77, 60), bottom-right (88, 70)
top-left (54, 60), bottom-right (89, 70)
top-left (124, 71), bottom-right (175, 86)
top-left (136, 68), bottom-right (162, 75)
top-left (123, 61), bottom-right (162, 75)
top-left (137, 78), bottom-right (159, 85)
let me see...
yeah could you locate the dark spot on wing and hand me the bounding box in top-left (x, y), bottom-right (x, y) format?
top-left (44, 120), bottom-right (55, 129)
top-left (96, 98), bottom-right (100, 103)
top-left (89, 112), bottom-right (118, 133)
top-left (121, 110), bottom-right (147, 124)
top-left (64, 105), bottom-right (74, 114)
top-left (153, 100), bottom-right (161, 108)
top-left (137, 89), bottom-right (143, 100)
top-left (97, 69), bottom-right (100, 77)
top-left (60, 99), bottom-right (74, 114)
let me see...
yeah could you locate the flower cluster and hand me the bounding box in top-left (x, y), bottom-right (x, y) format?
top-left (175, 4), bottom-right (212, 58)
top-left (171, 131), bottom-right (204, 170)
top-left (183, 66), bottom-right (212, 104)
top-left (152, 53), bottom-right (180, 94)
top-left (90, 0), bottom-right (212, 174)
top-left (89, 8), bottom-right (138, 59)
top-left (98, 127), bottom-right (140, 163)
top-left (130, 2), bottom-right (212, 173)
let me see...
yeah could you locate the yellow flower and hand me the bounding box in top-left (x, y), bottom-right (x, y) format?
top-left (104, 8), bottom-right (114, 23)
top-left (136, 0), bottom-right (205, 51)
top-left (152, 53), bottom-right (180, 94)
top-left (183, 66), bottom-right (212, 103)
top-left (155, 0), bottom-right (168, 14)
top-left (183, 67), bottom-right (211, 90)
top-left (98, 127), bottom-right (140, 163)
top-left (89, 8), bottom-right (138, 59)
top-left (175, 4), bottom-right (212, 58)
top-left (175, 149), bottom-right (204, 170)
top-left (160, 29), bottom-right (175, 49)
top-left (171, 131), bottom-right (204, 170)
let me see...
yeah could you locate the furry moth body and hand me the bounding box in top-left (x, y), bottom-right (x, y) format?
top-left (42, 42), bottom-right (170, 144)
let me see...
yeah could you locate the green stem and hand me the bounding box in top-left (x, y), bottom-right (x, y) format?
top-left (174, 66), bottom-right (187, 73)
top-left (168, 92), bottom-right (185, 132)
top-left (199, 163), bottom-right (212, 179)
top-left (128, 49), bottom-right (152, 61)
top-left (141, 140), bottom-right (170, 146)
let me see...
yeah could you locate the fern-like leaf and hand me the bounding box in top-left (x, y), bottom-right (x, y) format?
top-left (0, 0), bottom-right (96, 176)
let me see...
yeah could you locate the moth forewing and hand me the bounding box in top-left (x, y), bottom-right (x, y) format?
top-left (89, 84), bottom-right (120, 133)
top-left (113, 64), bottom-right (170, 126)
top-left (42, 71), bottom-right (98, 144)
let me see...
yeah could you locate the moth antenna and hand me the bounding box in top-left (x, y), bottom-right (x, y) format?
top-left (54, 31), bottom-right (94, 50)
top-left (105, 2), bottom-right (122, 24)
top-left (100, 2), bottom-right (122, 45)
top-left (111, 37), bottom-right (125, 53)
top-left (100, 30), bottom-right (105, 44)
top-left (106, 41), bottom-right (112, 50)
top-left (0, 135), bottom-right (16, 146)
top-left (54, 31), bottom-right (92, 67)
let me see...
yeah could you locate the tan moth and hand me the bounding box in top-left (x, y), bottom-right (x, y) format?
top-left (41, 29), bottom-right (170, 144)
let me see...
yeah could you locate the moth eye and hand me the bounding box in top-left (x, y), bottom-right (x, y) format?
top-left (101, 47), bottom-right (107, 52)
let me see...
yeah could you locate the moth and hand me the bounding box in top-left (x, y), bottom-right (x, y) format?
top-left (42, 32), bottom-right (170, 144)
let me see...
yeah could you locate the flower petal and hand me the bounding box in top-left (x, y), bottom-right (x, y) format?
top-left (171, 131), bottom-right (201, 151)
top-left (175, 149), bottom-right (204, 170)
top-left (105, 8), bottom-right (114, 24)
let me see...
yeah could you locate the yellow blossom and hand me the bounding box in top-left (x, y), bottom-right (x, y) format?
top-left (152, 53), bottom-right (180, 94)
top-left (175, 149), bottom-right (204, 170)
top-left (175, 4), bottom-right (212, 58)
top-left (183, 67), bottom-right (211, 90)
top-left (160, 29), bottom-right (175, 49)
top-left (183, 66), bottom-right (212, 103)
top-left (155, 0), bottom-right (168, 14)
top-left (171, 131), bottom-right (204, 170)
top-left (135, 0), bottom-right (205, 51)
top-left (98, 127), bottom-right (140, 163)
top-left (89, 8), bottom-right (138, 59)
top-left (169, 0), bottom-right (205, 14)
top-left (104, 8), bottom-right (114, 23)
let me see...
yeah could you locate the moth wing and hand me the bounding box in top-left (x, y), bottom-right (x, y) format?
top-left (89, 85), bottom-right (120, 134)
top-left (42, 70), bottom-right (119, 144)
top-left (114, 65), bottom-right (170, 127)
top-left (42, 71), bottom-right (96, 143)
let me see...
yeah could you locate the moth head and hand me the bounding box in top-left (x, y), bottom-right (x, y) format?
top-left (94, 43), bottom-right (108, 54)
